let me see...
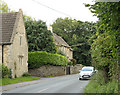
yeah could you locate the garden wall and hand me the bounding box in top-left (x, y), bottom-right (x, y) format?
top-left (29, 65), bottom-right (66, 77)
top-left (29, 64), bottom-right (83, 77)
top-left (70, 64), bottom-right (83, 74)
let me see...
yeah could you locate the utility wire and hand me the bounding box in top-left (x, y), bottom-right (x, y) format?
top-left (32, 0), bottom-right (72, 18)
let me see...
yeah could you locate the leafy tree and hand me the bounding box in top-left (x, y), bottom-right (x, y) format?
top-left (52, 17), bottom-right (96, 65)
top-left (0, 0), bottom-right (12, 13)
top-left (0, 0), bottom-right (57, 54)
top-left (25, 18), bottom-right (57, 53)
top-left (52, 17), bottom-right (79, 45)
top-left (86, 2), bottom-right (120, 80)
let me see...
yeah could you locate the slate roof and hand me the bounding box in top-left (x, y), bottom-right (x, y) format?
top-left (53, 33), bottom-right (70, 48)
top-left (0, 12), bottom-right (18, 44)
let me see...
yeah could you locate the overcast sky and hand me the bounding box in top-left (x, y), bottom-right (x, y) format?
top-left (4, 0), bottom-right (98, 26)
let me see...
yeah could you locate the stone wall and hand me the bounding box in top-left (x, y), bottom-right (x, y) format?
top-left (3, 45), bottom-right (12, 66)
top-left (29, 64), bottom-right (83, 77)
top-left (70, 64), bottom-right (84, 74)
top-left (29, 65), bottom-right (66, 77)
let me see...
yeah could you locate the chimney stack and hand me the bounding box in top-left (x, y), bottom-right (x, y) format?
top-left (19, 9), bottom-right (23, 14)
top-left (48, 26), bottom-right (53, 34)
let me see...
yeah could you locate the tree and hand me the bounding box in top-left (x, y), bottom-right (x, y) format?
top-left (86, 2), bottom-right (120, 80)
top-left (52, 17), bottom-right (96, 65)
top-left (0, 0), bottom-right (57, 54)
top-left (25, 18), bottom-right (57, 53)
top-left (0, 0), bottom-right (12, 13)
top-left (52, 17), bottom-right (79, 45)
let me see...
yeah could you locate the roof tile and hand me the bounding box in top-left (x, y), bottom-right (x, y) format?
top-left (0, 12), bottom-right (18, 44)
top-left (53, 33), bottom-right (70, 47)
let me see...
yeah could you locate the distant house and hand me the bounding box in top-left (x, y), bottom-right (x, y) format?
top-left (0, 9), bottom-right (28, 78)
top-left (48, 26), bottom-right (73, 61)
top-left (52, 33), bottom-right (73, 61)
top-left (53, 33), bottom-right (73, 61)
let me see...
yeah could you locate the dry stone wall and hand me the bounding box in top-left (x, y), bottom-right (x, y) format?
top-left (29, 65), bottom-right (66, 77)
top-left (29, 64), bottom-right (83, 77)
top-left (70, 64), bottom-right (84, 74)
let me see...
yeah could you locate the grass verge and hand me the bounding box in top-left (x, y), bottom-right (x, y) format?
top-left (84, 71), bottom-right (118, 93)
top-left (44, 76), bottom-right (54, 78)
top-left (0, 76), bottom-right (40, 86)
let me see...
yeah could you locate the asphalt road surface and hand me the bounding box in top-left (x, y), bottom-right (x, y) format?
top-left (3, 74), bottom-right (89, 93)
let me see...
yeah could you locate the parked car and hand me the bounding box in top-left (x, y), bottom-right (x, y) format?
top-left (78, 66), bottom-right (97, 80)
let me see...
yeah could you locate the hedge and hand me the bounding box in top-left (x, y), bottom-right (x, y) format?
top-left (28, 51), bottom-right (68, 69)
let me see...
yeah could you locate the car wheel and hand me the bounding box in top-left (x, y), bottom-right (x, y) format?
top-left (79, 78), bottom-right (81, 80)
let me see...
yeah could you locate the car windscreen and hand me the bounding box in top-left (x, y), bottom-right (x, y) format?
top-left (82, 68), bottom-right (93, 71)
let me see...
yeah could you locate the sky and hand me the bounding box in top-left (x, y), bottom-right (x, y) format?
top-left (4, 0), bottom-right (98, 26)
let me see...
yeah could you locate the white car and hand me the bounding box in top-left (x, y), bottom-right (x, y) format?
top-left (78, 66), bottom-right (96, 80)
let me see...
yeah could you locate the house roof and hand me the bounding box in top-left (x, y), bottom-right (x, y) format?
top-left (0, 12), bottom-right (18, 44)
top-left (53, 33), bottom-right (73, 50)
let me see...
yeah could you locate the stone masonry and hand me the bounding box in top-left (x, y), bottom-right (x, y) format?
top-left (29, 65), bottom-right (66, 77)
top-left (29, 64), bottom-right (83, 77)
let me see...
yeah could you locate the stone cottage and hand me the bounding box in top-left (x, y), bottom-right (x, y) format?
top-left (0, 9), bottom-right (28, 78)
top-left (53, 33), bottom-right (73, 61)
top-left (48, 26), bottom-right (73, 61)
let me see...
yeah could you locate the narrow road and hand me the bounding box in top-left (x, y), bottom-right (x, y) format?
top-left (3, 74), bottom-right (89, 93)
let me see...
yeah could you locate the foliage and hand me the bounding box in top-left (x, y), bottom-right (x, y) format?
top-left (86, 2), bottom-right (120, 81)
top-left (0, 1), bottom-right (57, 53)
top-left (1, 76), bottom-right (40, 86)
top-left (52, 17), bottom-right (96, 46)
top-left (70, 58), bottom-right (76, 66)
top-left (83, 2), bottom-right (120, 93)
top-left (0, 0), bottom-right (11, 13)
top-left (57, 50), bottom-right (66, 57)
top-left (52, 17), bottom-right (97, 65)
top-left (73, 43), bottom-right (91, 66)
top-left (84, 71), bottom-right (118, 93)
top-left (52, 17), bottom-right (79, 45)
top-left (68, 61), bottom-right (73, 66)
top-left (83, 2), bottom-right (120, 94)
top-left (44, 76), bottom-right (54, 78)
top-left (0, 64), bottom-right (10, 78)
top-left (28, 51), bottom-right (68, 69)
top-left (22, 72), bottom-right (31, 77)
top-left (68, 59), bottom-right (76, 66)
top-left (24, 16), bottom-right (57, 53)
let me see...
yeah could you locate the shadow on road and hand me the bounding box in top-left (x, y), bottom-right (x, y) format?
top-left (79, 79), bottom-right (90, 81)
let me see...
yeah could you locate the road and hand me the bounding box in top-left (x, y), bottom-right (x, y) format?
top-left (3, 74), bottom-right (89, 93)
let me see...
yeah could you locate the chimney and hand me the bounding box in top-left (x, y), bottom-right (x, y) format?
top-left (19, 9), bottom-right (23, 14)
top-left (48, 26), bottom-right (53, 34)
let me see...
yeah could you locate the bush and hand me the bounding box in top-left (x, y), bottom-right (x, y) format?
top-left (28, 51), bottom-right (68, 69)
top-left (22, 72), bottom-right (31, 77)
top-left (0, 64), bottom-right (10, 78)
top-left (68, 61), bottom-right (73, 66)
top-left (84, 71), bottom-right (118, 93)
top-left (57, 50), bottom-right (66, 57)
top-left (70, 59), bottom-right (76, 66)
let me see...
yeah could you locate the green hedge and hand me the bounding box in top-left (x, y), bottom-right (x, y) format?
top-left (28, 51), bottom-right (68, 69)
